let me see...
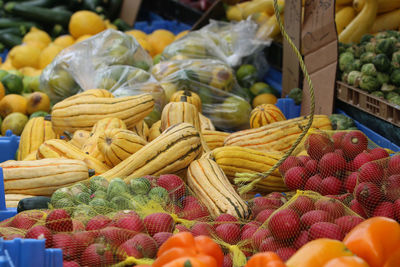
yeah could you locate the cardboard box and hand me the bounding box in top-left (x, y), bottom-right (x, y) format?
top-left (119, 0), bottom-right (143, 26)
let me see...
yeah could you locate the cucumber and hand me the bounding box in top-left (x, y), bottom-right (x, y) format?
top-left (5, 2), bottom-right (72, 27)
top-left (113, 18), bottom-right (131, 31)
top-left (19, 0), bottom-right (57, 7)
top-left (82, 0), bottom-right (102, 11)
top-left (0, 27), bottom-right (26, 36)
top-left (17, 196), bottom-right (51, 213)
top-left (51, 4), bottom-right (68, 11)
top-left (0, 33), bottom-right (22, 48)
top-left (0, 18), bottom-right (38, 29)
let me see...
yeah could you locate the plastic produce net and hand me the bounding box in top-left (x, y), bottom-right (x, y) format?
top-left (151, 59), bottom-right (252, 131)
top-left (280, 129), bottom-right (400, 222)
top-left (160, 19), bottom-right (271, 68)
top-left (40, 29), bottom-right (158, 104)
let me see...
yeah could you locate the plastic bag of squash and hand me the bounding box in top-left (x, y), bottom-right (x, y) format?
top-left (152, 59), bottom-right (252, 131)
top-left (40, 29), bottom-right (154, 104)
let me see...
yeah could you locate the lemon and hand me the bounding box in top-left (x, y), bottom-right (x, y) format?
top-left (136, 38), bottom-right (154, 56)
top-left (125, 29), bottom-right (148, 40)
top-left (175, 30), bottom-right (189, 40)
top-left (252, 93), bottom-right (278, 108)
top-left (23, 27), bottom-right (51, 47)
top-left (147, 30), bottom-right (175, 56)
top-left (69, 10), bottom-right (106, 39)
top-left (8, 45), bottom-right (41, 69)
top-left (54, 35), bottom-right (75, 48)
top-left (39, 44), bottom-right (64, 69)
top-left (75, 34), bottom-right (92, 43)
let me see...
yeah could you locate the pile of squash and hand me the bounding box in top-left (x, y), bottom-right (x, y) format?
top-left (1, 88), bottom-right (333, 210)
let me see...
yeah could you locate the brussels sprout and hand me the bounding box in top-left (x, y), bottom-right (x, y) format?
top-left (392, 51), bottom-right (400, 68)
top-left (390, 69), bottom-right (400, 86)
top-left (377, 72), bottom-right (390, 85)
top-left (361, 63), bottom-right (377, 76)
top-left (329, 114), bottom-right (355, 130)
top-left (74, 192), bottom-right (91, 205)
top-left (347, 71), bottom-right (362, 86)
top-left (389, 95), bottom-right (400, 105)
top-left (360, 52), bottom-right (376, 64)
top-left (89, 176), bottom-right (109, 193)
top-left (148, 187), bottom-right (170, 203)
top-left (345, 46), bottom-right (355, 54)
top-left (372, 54), bottom-right (390, 72)
top-left (376, 38), bottom-right (396, 56)
top-left (381, 83), bottom-right (396, 92)
top-left (288, 88), bottom-right (302, 105)
top-left (339, 52), bottom-right (355, 72)
top-left (385, 91), bottom-right (399, 100)
top-left (354, 45), bottom-right (366, 58)
top-left (360, 74), bottom-right (380, 92)
top-left (130, 177), bottom-right (152, 195)
top-left (111, 196), bottom-right (134, 210)
top-left (353, 59), bottom-right (362, 71)
top-left (371, 91), bottom-right (385, 98)
top-left (365, 41), bottom-right (376, 53)
top-left (360, 34), bottom-right (374, 44)
top-left (375, 32), bottom-right (390, 39)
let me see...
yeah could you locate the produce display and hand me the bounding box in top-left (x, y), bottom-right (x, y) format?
top-left (0, 0), bottom-right (399, 266)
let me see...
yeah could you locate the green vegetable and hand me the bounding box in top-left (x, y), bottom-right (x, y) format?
top-left (23, 75), bottom-right (40, 93)
top-left (354, 45), bottom-right (365, 58)
top-left (376, 38), bottom-right (396, 56)
top-left (371, 91), bottom-right (385, 98)
top-left (347, 71), bottom-right (362, 86)
top-left (130, 177), bottom-right (151, 195)
top-left (250, 82), bottom-right (279, 97)
top-left (17, 196), bottom-right (51, 213)
top-left (381, 83), bottom-right (396, 92)
top-left (111, 196), bottom-right (134, 210)
top-left (0, 70), bottom-right (8, 80)
top-left (360, 74), bottom-right (380, 92)
top-left (385, 91), bottom-right (399, 100)
top-left (20, 0), bottom-right (55, 7)
top-left (372, 54), bottom-right (390, 72)
top-left (1, 74), bottom-right (23, 94)
top-left (353, 59), bottom-right (362, 71)
top-left (390, 69), bottom-right (400, 86)
top-left (89, 176), bottom-right (109, 192)
top-left (377, 72), bottom-right (389, 85)
top-left (107, 178), bottom-right (130, 200)
top-left (74, 192), bottom-right (90, 205)
top-left (91, 190), bottom-right (107, 200)
top-left (329, 114), bottom-right (355, 130)
top-left (4, 2), bottom-right (72, 27)
top-left (389, 95), bottom-right (400, 105)
top-left (29, 111), bottom-right (49, 119)
top-left (148, 187), bottom-right (170, 203)
top-left (287, 87), bottom-right (302, 105)
top-left (107, 0), bottom-right (123, 21)
top-left (360, 34), bottom-right (374, 44)
top-left (113, 18), bottom-right (131, 32)
top-left (341, 72), bottom-right (349, 83)
top-left (0, 33), bottom-right (22, 48)
top-left (0, 18), bottom-right (38, 29)
top-left (339, 52), bottom-right (355, 73)
top-left (365, 41), bottom-right (376, 53)
top-left (392, 51), bottom-right (400, 69)
top-left (53, 198), bottom-right (74, 209)
top-left (360, 52), bottom-right (376, 65)
top-left (361, 63), bottom-right (377, 77)
top-left (51, 187), bottom-right (72, 204)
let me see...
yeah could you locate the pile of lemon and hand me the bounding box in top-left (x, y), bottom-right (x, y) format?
top-left (0, 10), bottom-right (117, 75)
top-left (125, 29), bottom-right (189, 58)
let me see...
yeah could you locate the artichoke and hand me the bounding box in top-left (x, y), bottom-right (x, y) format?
top-left (371, 91), bottom-right (385, 98)
top-left (353, 59), bottom-right (362, 71)
top-left (377, 72), bottom-right (389, 85)
top-left (339, 52), bottom-right (355, 73)
top-left (372, 54), bottom-right (390, 72)
top-left (360, 74), bottom-right (380, 92)
top-left (390, 69), bottom-right (400, 86)
top-left (385, 91), bottom-right (399, 100)
top-left (360, 34), bottom-right (374, 44)
top-left (361, 63), bottom-right (377, 76)
top-left (329, 114), bottom-right (355, 130)
top-left (360, 52), bottom-right (376, 64)
top-left (376, 38), bottom-right (396, 56)
top-left (365, 41), bottom-right (376, 53)
top-left (347, 71), bottom-right (362, 86)
top-left (354, 46), bottom-right (366, 58)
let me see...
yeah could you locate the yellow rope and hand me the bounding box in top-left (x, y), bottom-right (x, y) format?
top-left (236, 0), bottom-right (316, 195)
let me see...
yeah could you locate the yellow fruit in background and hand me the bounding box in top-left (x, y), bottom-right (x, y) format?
top-left (0, 57), bottom-right (15, 70)
top-left (136, 38), bottom-right (154, 56)
top-left (252, 93), bottom-right (277, 108)
top-left (147, 29), bottom-right (175, 55)
top-left (125, 29), bottom-right (148, 40)
top-left (69, 10), bottom-right (106, 39)
top-left (104, 19), bottom-right (117, 30)
top-left (175, 30), bottom-right (189, 40)
top-left (19, 67), bottom-right (41, 77)
top-left (54, 35), bottom-right (75, 48)
top-left (8, 45), bottom-right (41, 69)
top-left (23, 27), bottom-right (51, 47)
top-left (26, 92), bottom-right (51, 114)
top-left (1, 112), bottom-right (29, 136)
top-left (0, 94), bottom-right (28, 118)
top-left (75, 34), bottom-right (92, 43)
top-left (0, 82), bottom-right (5, 100)
top-left (24, 41), bottom-right (48, 51)
top-left (39, 44), bottom-right (64, 69)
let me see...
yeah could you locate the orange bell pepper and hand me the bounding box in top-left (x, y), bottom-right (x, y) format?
top-left (343, 217), bottom-right (400, 267)
top-left (286, 238), bottom-right (353, 267)
top-left (322, 256), bottom-right (370, 267)
top-left (153, 232), bottom-right (223, 267)
top-left (245, 252), bottom-right (286, 267)
top-left (162, 257), bottom-right (208, 267)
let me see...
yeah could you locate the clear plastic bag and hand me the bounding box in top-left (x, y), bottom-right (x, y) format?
top-left (161, 19), bottom-right (271, 68)
top-left (40, 29), bottom-right (154, 104)
top-left (151, 59), bottom-right (252, 131)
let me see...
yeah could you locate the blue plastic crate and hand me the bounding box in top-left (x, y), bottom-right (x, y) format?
top-left (0, 50), bottom-right (8, 63)
top-left (264, 67), bottom-right (283, 95)
top-left (133, 12), bottom-right (191, 35)
top-left (0, 131), bottom-right (19, 164)
top-left (0, 238), bottom-right (62, 267)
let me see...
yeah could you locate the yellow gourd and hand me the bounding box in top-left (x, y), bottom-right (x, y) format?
top-left (335, 7), bottom-right (356, 35)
